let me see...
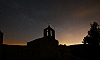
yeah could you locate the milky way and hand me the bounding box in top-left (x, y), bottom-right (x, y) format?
top-left (0, 0), bottom-right (100, 45)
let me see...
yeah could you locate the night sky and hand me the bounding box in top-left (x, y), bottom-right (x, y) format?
top-left (0, 0), bottom-right (100, 46)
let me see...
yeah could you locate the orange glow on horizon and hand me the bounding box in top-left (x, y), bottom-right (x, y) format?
top-left (10, 44), bottom-right (27, 45)
top-left (3, 43), bottom-right (27, 46)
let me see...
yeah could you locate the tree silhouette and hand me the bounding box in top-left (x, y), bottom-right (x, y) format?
top-left (82, 22), bottom-right (100, 45)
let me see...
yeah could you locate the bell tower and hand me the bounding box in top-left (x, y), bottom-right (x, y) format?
top-left (44, 25), bottom-right (55, 39)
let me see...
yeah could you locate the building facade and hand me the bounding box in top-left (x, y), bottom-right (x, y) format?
top-left (27, 25), bottom-right (59, 58)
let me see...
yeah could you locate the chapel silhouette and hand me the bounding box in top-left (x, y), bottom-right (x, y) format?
top-left (27, 25), bottom-right (59, 58)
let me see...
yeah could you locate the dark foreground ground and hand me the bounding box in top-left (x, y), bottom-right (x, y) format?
top-left (1, 44), bottom-right (100, 60)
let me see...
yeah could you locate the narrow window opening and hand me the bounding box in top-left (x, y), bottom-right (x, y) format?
top-left (51, 31), bottom-right (52, 36)
top-left (47, 30), bottom-right (48, 36)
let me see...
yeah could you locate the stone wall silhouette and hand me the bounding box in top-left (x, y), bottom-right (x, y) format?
top-left (0, 31), bottom-right (3, 60)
